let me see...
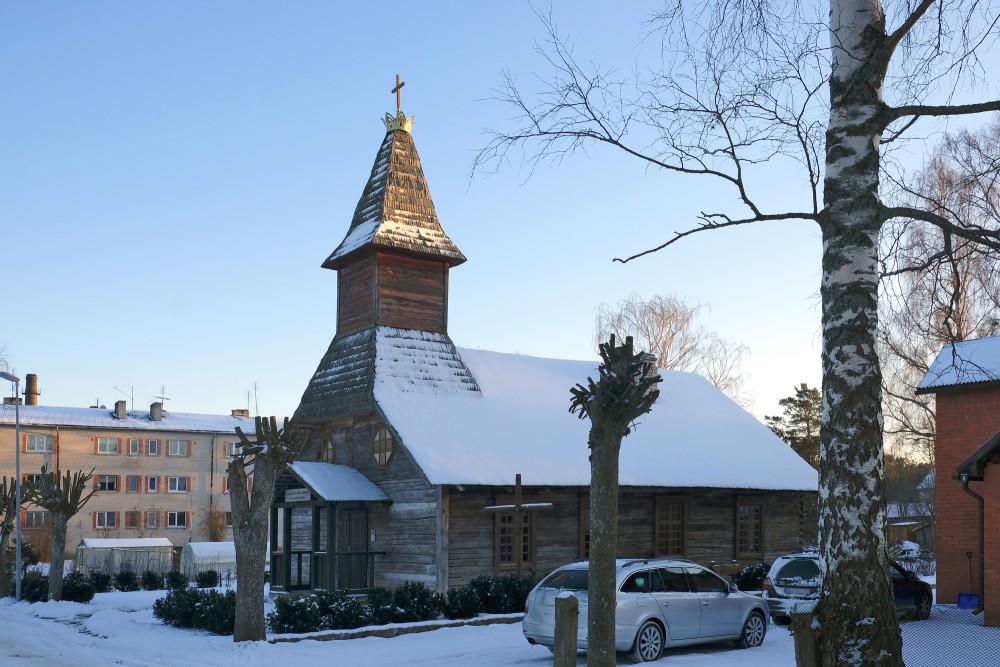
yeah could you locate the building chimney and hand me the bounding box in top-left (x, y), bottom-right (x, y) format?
top-left (25, 374), bottom-right (39, 406)
top-left (150, 402), bottom-right (163, 421)
top-left (114, 400), bottom-right (127, 420)
top-left (231, 408), bottom-right (250, 418)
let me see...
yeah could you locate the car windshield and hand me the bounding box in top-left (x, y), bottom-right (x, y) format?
top-left (539, 568), bottom-right (589, 591)
top-left (776, 558), bottom-right (821, 584)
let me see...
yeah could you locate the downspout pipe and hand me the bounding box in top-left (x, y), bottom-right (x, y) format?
top-left (959, 470), bottom-right (985, 615)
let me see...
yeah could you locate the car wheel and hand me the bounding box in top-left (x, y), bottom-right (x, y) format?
top-left (628, 619), bottom-right (664, 663)
top-left (915, 591), bottom-right (932, 620)
top-left (737, 611), bottom-right (767, 648)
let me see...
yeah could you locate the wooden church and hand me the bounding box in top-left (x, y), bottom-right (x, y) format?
top-left (267, 85), bottom-right (818, 595)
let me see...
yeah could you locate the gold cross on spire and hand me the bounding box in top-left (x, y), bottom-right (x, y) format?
top-left (391, 74), bottom-right (406, 112)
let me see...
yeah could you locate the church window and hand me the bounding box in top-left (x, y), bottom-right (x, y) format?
top-left (372, 426), bottom-right (394, 467)
top-left (655, 498), bottom-right (686, 557)
top-left (736, 498), bottom-right (764, 557)
top-left (495, 510), bottom-right (534, 571)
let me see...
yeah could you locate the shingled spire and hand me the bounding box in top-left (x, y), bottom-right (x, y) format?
top-left (322, 107), bottom-right (465, 271)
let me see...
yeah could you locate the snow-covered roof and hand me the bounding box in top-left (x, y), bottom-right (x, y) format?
top-left (374, 346), bottom-right (819, 491)
top-left (289, 461), bottom-right (390, 502)
top-left (918, 336), bottom-right (1000, 392)
top-left (79, 538), bottom-right (173, 549)
top-left (182, 542), bottom-right (236, 559)
top-left (0, 404), bottom-right (255, 434)
top-left (322, 127), bottom-right (465, 269)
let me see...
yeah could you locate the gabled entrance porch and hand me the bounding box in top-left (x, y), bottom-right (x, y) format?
top-left (269, 461), bottom-right (389, 594)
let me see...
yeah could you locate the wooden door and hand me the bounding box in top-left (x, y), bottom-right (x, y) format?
top-left (337, 509), bottom-right (369, 590)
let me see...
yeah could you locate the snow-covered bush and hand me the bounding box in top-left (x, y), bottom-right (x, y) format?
top-left (164, 569), bottom-right (187, 590)
top-left (62, 571), bottom-right (95, 603)
top-left (153, 587), bottom-right (235, 635)
top-left (733, 562), bottom-right (772, 591)
top-left (141, 570), bottom-right (165, 591)
top-left (442, 585), bottom-right (481, 620)
top-left (114, 569), bottom-right (140, 592)
top-left (195, 569), bottom-right (220, 588)
top-left (21, 571), bottom-right (49, 602)
top-left (88, 570), bottom-right (112, 593)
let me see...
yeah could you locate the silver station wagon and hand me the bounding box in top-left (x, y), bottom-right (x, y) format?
top-left (522, 558), bottom-right (770, 662)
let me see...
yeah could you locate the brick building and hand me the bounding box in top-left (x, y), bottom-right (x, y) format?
top-left (917, 336), bottom-right (1000, 627)
top-left (0, 386), bottom-right (254, 557)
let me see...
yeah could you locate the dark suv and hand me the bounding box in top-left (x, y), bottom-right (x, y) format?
top-left (761, 551), bottom-right (933, 623)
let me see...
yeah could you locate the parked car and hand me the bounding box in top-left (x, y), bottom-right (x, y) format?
top-left (761, 551), bottom-right (933, 623)
top-left (521, 558), bottom-right (769, 663)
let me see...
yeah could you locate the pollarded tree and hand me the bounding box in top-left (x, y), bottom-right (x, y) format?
top-left (229, 416), bottom-right (308, 642)
top-left (478, 3), bottom-right (1000, 664)
top-left (27, 466), bottom-right (95, 601)
top-left (570, 335), bottom-right (660, 667)
top-left (595, 292), bottom-right (751, 407)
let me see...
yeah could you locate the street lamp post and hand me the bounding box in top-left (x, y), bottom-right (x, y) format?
top-left (1, 371), bottom-right (22, 602)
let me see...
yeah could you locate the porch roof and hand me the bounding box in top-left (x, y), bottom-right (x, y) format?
top-left (957, 429), bottom-right (1000, 482)
top-left (288, 461), bottom-right (389, 502)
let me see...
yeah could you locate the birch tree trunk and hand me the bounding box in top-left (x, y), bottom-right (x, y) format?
top-left (816, 1), bottom-right (902, 664)
top-left (48, 511), bottom-right (68, 601)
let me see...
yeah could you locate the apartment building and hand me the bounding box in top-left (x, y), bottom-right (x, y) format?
top-left (0, 387), bottom-right (255, 557)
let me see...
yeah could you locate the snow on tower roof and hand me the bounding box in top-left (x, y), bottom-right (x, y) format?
top-left (323, 124), bottom-right (465, 269)
top-left (373, 346), bottom-right (818, 491)
top-left (917, 336), bottom-right (1000, 393)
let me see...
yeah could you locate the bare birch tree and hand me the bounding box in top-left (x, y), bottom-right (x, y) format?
top-left (595, 293), bottom-right (751, 406)
top-left (880, 117), bottom-right (1000, 461)
top-left (477, 3), bottom-right (1000, 664)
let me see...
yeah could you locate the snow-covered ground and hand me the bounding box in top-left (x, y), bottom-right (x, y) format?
top-left (0, 589), bottom-right (997, 666)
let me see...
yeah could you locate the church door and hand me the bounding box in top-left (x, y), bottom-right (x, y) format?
top-left (337, 509), bottom-right (369, 590)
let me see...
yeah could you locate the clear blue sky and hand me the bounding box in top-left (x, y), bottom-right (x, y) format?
top-left (1, 2), bottom-right (827, 421)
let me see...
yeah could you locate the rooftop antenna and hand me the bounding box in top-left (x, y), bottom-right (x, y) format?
top-left (113, 385), bottom-right (134, 411)
top-left (154, 385), bottom-right (171, 410)
top-left (252, 381), bottom-right (260, 417)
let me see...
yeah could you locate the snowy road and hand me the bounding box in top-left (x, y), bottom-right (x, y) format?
top-left (1, 591), bottom-right (997, 666)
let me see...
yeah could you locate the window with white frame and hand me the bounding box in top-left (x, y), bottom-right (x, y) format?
top-left (225, 511), bottom-right (233, 527)
top-left (147, 476), bottom-right (158, 493)
top-left (26, 434), bottom-right (54, 452)
top-left (146, 511), bottom-right (158, 528)
top-left (126, 475), bottom-right (141, 493)
top-left (95, 512), bottom-right (117, 528)
top-left (167, 439), bottom-right (190, 457)
top-left (23, 511), bottom-right (51, 528)
top-left (167, 476), bottom-right (188, 493)
top-left (225, 441), bottom-right (238, 457)
top-left (97, 437), bottom-right (119, 454)
top-left (167, 511), bottom-right (187, 528)
top-left (127, 438), bottom-right (140, 456)
top-left (148, 439), bottom-right (159, 456)
top-left (23, 473), bottom-right (44, 487)
top-left (97, 475), bottom-right (118, 492)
